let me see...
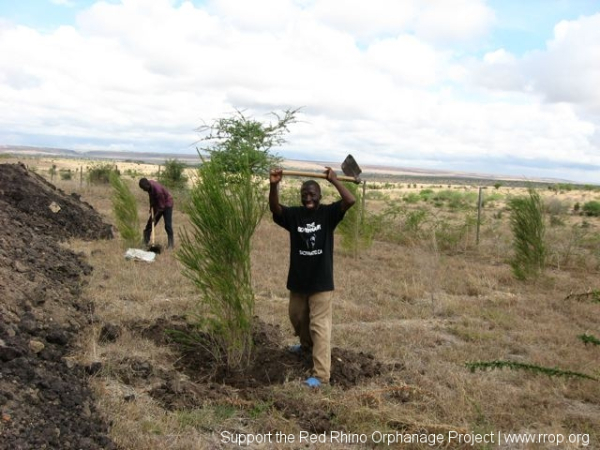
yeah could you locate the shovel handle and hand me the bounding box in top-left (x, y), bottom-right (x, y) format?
top-left (150, 208), bottom-right (156, 245)
top-left (282, 170), bottom-right (360, 183)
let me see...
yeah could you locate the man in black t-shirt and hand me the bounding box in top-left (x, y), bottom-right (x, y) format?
top-left (269, 167), bottom-right (356, 388)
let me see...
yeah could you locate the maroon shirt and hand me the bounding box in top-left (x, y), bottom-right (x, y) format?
top-left (148, 180), bottom-right (173, 212)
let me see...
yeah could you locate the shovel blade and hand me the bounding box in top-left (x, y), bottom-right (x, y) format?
top-left (148, 244), bottom-right (162, 254)
top-left (341, 154), bottom-right (362, 179)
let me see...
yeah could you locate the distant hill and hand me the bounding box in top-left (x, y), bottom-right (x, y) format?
top-left (0, 144), bottom-right (576, 186)
top-left (0, 145), bottom-right (197, 164)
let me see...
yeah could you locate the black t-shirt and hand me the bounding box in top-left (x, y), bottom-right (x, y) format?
top-left (273, 201), bottom-right (346, 293)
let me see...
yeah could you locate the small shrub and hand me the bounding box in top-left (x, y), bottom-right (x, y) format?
top-left (88, 163), bottom-right (118, 184)
top-left (544, 197), bottom-right (569, 216)
top-left (338, 183), bottom-right (376, 257)
top-left (486, 192), bottom-right (504, 202)
top-left (433, 213), bottom-right (477, 252)
top-left (365, 190), bottom-right (387, 200)
top-left (158, 159), bottom-right (188, 190)
top-left (369, 202), bottom-right (407, 244)
top-left (432, 190), bottom-right (478, 210)
top-left (403, 193), bottom-right (420, 204)
top-left (419, 189), bottom-right (434, 201)
top-left (124, 168), bottom-right (141, 179)
top-left (582, 201), bottom-right (600, 217)
top-left (59, 169), bottom-right (73, 180)
top-left (404, 209), bottom-right (428, 235)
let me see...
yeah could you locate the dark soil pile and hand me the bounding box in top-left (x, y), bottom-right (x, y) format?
top-left (0, 163), bottom-right (115, 450)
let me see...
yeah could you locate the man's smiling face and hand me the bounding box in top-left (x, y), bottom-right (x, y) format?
top-left (300, 182), bottom-right (322, 210)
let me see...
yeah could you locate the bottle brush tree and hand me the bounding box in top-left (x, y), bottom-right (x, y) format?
top-left (509, 187), bottom-right (546, 280)
top-left (177, 109), bottom-right (297, 371)
top-left (109, 172), bottom-right (141, 248)
top-left (195, 109), bottom-right (297, 176)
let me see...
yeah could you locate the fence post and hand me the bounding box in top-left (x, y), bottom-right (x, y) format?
top-left (476, 186), bottom-right (483, 246)
top-left (361, 181), bottom-right (366, 225)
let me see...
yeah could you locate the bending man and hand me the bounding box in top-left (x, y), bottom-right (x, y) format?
top-left (139, 177), bottom-right (174, 249)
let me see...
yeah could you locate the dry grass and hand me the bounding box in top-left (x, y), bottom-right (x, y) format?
top-left (16, 156), bottom-right (600, 449)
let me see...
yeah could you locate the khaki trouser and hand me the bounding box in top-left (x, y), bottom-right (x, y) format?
top-left (289, 291), bottom-right (333, 382)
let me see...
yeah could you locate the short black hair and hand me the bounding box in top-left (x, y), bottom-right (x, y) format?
top-left (301, 180), bottom-right (321, 193)
top-left (139, 178), bottom-right (150, 190)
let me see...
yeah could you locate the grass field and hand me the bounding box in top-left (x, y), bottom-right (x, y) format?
top-left (9, 155), bottom-right (600, 449)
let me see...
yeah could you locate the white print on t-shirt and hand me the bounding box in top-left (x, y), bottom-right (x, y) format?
top-left (299, 249), bottom-right (323, 256)
top-left (297, 222), bottom-right (321, 233)
top-left (297, 222), bottom-right (322, 255)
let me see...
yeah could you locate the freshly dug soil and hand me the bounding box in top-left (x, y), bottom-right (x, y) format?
top-left (0, 163), bottom-right (115, 450)
top-left (129, 315), bottom-right (398, 434)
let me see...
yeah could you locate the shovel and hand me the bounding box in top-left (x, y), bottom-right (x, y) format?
top-left (148, 208), bottom-right (162, 254)
top-left (282, 154), bottom-right (362, 183)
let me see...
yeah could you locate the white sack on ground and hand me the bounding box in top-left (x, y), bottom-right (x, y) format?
top-left (124, 248), bottom-right (156, 263)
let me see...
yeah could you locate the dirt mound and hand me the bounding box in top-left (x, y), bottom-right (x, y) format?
top-left (124, 316), bottom-right (396, 433)
top-left (0, 163), bottom-right (116, 449)
top-left (134, 316), bottom-right (390, 391)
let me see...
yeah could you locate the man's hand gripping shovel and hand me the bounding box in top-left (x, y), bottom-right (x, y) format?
top-left (147, 208), bottom-right (162, 254)
top-left (281, 154), bottom-right (363, 183)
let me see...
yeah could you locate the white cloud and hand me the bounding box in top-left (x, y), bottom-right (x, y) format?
top-left (310, 0), bottom-right (416, 40)
top-left (0, 1), bottom-right (599, 182)
top-left (366, 35), bottom-right (447, 86)
top-left (470, 13), bottom-right (600, 115)
top-left (413, 0), bottom-right (495, 45)
top-left (469, 48), bottom-right (526, 91)
top-left (524, 14), bottom-right (600, 116)
top-left (206, 0), bottom-right (302, 31)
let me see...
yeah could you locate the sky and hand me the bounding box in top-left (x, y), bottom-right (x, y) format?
top-left (1, 1), bottom-right (600, 183)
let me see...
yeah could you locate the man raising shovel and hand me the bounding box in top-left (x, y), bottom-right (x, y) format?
top-left (269, 166), bottom-right (356, 388)
top-left (139, 178), bottom-right (174, 250)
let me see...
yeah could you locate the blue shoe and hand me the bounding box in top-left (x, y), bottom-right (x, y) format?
top-left (304, 377), bottom-right (321, 388)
